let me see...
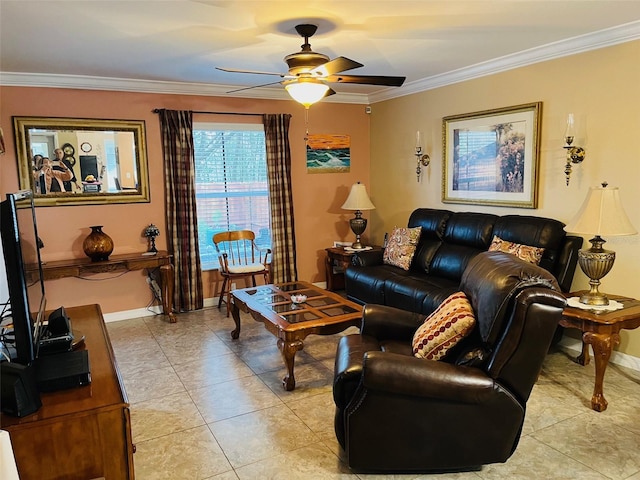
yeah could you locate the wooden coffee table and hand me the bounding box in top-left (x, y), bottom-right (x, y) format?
top-left (230, 281), bottom-right (362, 390)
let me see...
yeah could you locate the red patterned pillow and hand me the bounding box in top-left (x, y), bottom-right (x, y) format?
top-left (488, 235), bottom-right (544, 265)
top-left (383, 227), bottom-right (421, 271)
top-left (412, 292), bottom-right (476, 360)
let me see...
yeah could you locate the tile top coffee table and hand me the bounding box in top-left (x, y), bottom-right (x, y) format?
top-left (230, 281), bottom-right (362, 390)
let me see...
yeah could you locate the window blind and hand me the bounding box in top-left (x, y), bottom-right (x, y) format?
top-left (194, 124), bottom-right (271, 270)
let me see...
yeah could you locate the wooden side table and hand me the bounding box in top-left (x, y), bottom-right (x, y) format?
top-left (560, 292), bottom-right (640, 412)
top-left (325, 246), bottom-right (382, 291)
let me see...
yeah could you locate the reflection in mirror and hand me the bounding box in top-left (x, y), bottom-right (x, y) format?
top-left (13, 117), bottom-right (150, 206)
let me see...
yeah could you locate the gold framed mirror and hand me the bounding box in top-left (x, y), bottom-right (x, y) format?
top-left (13, 116), bottom-right (150, 206)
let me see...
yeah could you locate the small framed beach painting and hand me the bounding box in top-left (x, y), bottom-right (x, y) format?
top-left (306, 134), bottom-right (350, 173)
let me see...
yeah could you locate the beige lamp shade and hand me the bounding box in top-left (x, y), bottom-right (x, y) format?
top-left (341, 182), bottom-right (375, 211)
top-left (564, 184), bottom-right (637, 236)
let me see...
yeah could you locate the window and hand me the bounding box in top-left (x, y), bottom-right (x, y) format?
top-left (194, 123), bottom-right (271, 270)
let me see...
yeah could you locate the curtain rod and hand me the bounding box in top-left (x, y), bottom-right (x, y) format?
top-left (152, 109), bottom-right (264, 117)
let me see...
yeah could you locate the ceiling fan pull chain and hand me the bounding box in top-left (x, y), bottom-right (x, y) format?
top-left (304, 108), bottom-right (310, 142)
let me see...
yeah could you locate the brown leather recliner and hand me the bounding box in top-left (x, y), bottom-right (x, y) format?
top-left (333, 251), bottom-right (566, 473)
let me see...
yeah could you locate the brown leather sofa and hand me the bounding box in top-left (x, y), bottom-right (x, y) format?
top-left (333, 251), bottom-right (566, 473)
top-left (345, 208), bottom-right (582, 314)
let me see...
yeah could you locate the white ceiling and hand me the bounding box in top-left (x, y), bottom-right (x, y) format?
top-left (2, 1), bottom-right (640, 104)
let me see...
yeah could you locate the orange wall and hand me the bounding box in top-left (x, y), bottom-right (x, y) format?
top-left (0, 87), bottom-right (370, 314)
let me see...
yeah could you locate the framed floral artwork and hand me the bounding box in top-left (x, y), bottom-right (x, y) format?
top-left (442, 102), bottom-right (542, 208)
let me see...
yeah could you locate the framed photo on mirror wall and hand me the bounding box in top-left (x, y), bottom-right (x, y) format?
top-left (442, 102), bottom-right (542, 209)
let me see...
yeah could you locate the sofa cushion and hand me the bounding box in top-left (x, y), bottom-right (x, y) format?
top-left (384, 274), bottom-right (458, 315)
top-left (488, 235), bottom-right (544, 265)
top-left (408, 208), bottom-right (451, 273)
top-left (346, 265), bottom-right (393, 305)
top-left (412, 292), bottom-right (476, 360)
top-left (428, 212), bottom-right (497, 281)
top-left (492, 215), bottom-right (566, 274)
top-left (383, 227), bottom-right (422, 271)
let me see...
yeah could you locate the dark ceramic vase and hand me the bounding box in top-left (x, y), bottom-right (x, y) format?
top-left (82, 225), bottom-right (114, 261)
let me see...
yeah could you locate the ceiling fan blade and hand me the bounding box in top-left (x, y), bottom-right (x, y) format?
top-left (325, 88), bottom-right (336, 98)
top-left (325, 74), bottom-right (406, 87)
top-left (216, 66), bottom-right (285, 77)
top-left (311, 56), bottom-right (363, 77)
top-left (225, 80), bottom-right (284, 94)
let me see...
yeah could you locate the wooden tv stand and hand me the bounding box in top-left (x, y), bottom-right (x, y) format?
top-left (1, 304), bottom-right (135, 480)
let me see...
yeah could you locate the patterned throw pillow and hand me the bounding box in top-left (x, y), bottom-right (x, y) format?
top-left (488, 235), bottom-right (544, 265)
top-left (383, 227), bottom-right (422, 271)
top-left (412, 292), bottom-right (476, 360)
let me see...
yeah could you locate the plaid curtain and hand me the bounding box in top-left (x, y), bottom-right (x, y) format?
top-left (157, 109), bottom-right (204, 311)
top-left (262, 114), bottom-right (297, 283)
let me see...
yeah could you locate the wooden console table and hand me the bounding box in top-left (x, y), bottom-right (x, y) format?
top-left (560, 292), bottom-right (640, 412)
top-left (1, 304), bottom-right (135, 479)
top-left (41, 251), bottom-right (176, 323)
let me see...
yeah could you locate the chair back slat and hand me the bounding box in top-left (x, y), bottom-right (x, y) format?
top-left (213, 230), bottom-right (262, 271)
top-left (212, 229), bottom-right (271, 317)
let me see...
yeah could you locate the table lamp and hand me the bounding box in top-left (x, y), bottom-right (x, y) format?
top-left (564, 182), bottom-right (637, 305)
top-left (341, 182), bottom-right (375, 249)
top-left (144, 223), bottom-right (160, 253)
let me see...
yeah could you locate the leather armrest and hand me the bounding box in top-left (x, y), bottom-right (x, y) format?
top-left (333, 334), bottom-right (381, 408)
top-left (361, 350), bottom-right (496, 404)
top-left (361, 304), bottom-right (425, 341)
top-left (351, 249), bottom-right (384, 267)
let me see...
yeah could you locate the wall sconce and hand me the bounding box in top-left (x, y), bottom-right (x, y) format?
top-left (415, 131), bottom-right (430, 182)
top-left (563, 113), bottom-right (586, 186)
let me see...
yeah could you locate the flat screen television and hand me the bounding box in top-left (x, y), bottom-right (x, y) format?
top-left (0, 190), bottom-right (46, 365)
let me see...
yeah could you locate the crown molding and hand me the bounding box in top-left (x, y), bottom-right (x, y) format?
top-left (2, 20), bottom-right (638, 106)
top-left (369, 20), bottom-right (640, 104)
top-left (0, 71), bottom-right (369, 104)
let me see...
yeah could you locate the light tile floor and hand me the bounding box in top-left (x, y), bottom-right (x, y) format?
top-left (106, 307), bottom-right (640, 480)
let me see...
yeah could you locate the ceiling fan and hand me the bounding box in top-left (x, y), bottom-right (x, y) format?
top-left (216, 24), bottom-right (406, 107)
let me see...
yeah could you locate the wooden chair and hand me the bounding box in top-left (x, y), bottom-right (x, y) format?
top-left (213, 230), bottom-right (271, 316)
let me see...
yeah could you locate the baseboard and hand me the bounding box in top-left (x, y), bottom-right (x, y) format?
top-left (102, 306), bottom-right (164, 323)
top-left (102, 298), bottom-right (218, 323)
top-left (558, 336), bottom-right (640, 372)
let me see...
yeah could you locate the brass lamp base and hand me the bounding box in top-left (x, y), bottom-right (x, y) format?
top-left (349, 210), bottom-right (368, 250)
top-left (577, 235), bottom-right (615, 306)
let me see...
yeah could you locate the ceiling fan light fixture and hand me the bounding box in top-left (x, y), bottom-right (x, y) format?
top-left (285, 79), bottom-right (329, 108)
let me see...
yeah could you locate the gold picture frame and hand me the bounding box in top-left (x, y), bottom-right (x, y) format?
top-left (442, 102), bottom-right (542, 208)
top-left (13, 116), bottom-right (150, 206)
